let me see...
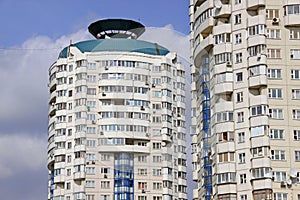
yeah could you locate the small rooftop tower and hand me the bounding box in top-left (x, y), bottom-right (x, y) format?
top-left (88, 19), bottom-right (146, 39)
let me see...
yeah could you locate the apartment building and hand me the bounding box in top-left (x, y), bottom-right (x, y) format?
top-left (190, 0), bottom-right (300, 199)
top-left (47, 19), bottom-right (187, 200)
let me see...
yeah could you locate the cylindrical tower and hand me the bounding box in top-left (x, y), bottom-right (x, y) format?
top-left (47, 19), bottom-right (187, 200)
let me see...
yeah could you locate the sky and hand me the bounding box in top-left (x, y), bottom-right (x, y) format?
top-left (0, 0), bottom-right (194, 199)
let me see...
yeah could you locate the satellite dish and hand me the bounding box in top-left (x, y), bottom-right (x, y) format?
top-left (286, 178), bottom-right (292, 185)
top-left (214, 0), bottom-right (222, 9)
top-left (290, 168), bottom-right (297, 178)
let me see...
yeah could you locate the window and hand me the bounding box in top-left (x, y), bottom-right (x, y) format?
top-left (251, 167), bottom-right (271, 179)
top-left (271, 150), bottom-right (286, 160)
top-left (87, 62), bottom-right (96, 70)
top-left (267, 48), bottom-right (281, 59)
top-left (66, 182), bottom-right (71, 190)
top-left (153, 182), bottom-right (162, 190)
top-left (238, 132), bottom-right (245, 143)
top-left (267, 29), bottom-right (281, 39)
top-left (214, 53), bottom-right (232, 64)
top-left (291, 69), bottom-right (300, 79)
top-left (252, 147), bottom-right (268, 158)
top-left (295, 151), bottom-right (300, 161)
top-left (238, 153), bottom-right (246, 164)
top-left (248, 25), bottom-right (265, 36)
top-left (273, 171), bottom-right (287, 182)
top-left (153, 169), bottom-right (162, 176)
top-left (217, 132), bottom-right (234, 142)
top-left (217, 172), bottom-right (236, 184)
top-left (290, 29), bottom-right (300, 40)
top-left (101, 154), bottom-right (110, 161)
top-left (268, 88), bottom-right (282, 98)
top-left (266, 9), bottom-right (279, 19)
top-left (216, 111), bottom-right (233, 123)
top-left (268, 69), bottom-right (281, 79)
top-left (240, 194), bottom-right (247, 200)
top-left (248, 44), bottom-right (266, 57)
top-left (218, 152), bottom-right (235, 163)
top-left (87, 88), bottom-right (96, 95)
top-left (269, 108), bottom-right (283, 119)
top-left (285, 4), bottom-right (300, 15)
top-left (292, 89), bottom-right (300, 99)
top-left (251, 125), bottom-right (268, 137)
top-left (138, 169), bottom-right (147, 176)
top-left (240, 173), bottom-right (246, 184)
top-left (250, 105), bottom-right (268, 116)
top-left (293, 109), bottom-right (300, 119)
top-left (237, 112), bottom-right (244, 123)
top-left (138, 182), bottom-right (147, 190)
top-left (100, 181), bottom-right (110, 189)
top-left (235, 52), bottom-right (242, 63)
top-left (86, 167), bottom-right (95, 174)
top-left (236, 72), bottom-right (243, 82)
top-left (153, 142), bottom-right (161, 149)
top-left (253, 189), bottom-right (272, 200)
top-left (274, 193), bottom-right (287, 200)
top-left (138, 196), bottom-right (147, 200)
top-left (86, 180), bottom-right (95, 188)
top-left (236, 92), bottom-right (243, 102)
top-left (101, 167), bottom-right (111, 175)
top-left (249, 65), bottom-right (266, 77)
top-left (270, 129), bottom-right (284, 139)
top-left (235, 14), bottom-right (242, 24)
top-left (235, 33), bottom-right (242, 44)
top-left (291, 49), bottom-right (300, 59)
top-left (214, 33), bottom-right (231, 44)
top-left (235, 0), bottom-right (241, 4)
top-left (294, 130), bottom-right (300, 140)
top-left (100, 195), bottom-right (110, 200)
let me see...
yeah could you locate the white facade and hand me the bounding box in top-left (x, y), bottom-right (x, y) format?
top-left (190, 0), bottom-right (300, 199)
top-left (47, 20), bottom-right (187, 200)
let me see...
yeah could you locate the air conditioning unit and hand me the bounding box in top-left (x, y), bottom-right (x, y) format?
top-left (92, 120), bottom-right (96, 124)
top-left (102, 92), bottom-right (106, 96)
top-left (140, 106), bottom-right (145, 111)
top-left (152, 84), bottom-right (156, 88)
top-left (272, 18), bottom-right (280, 24)
top-left (257, 53), bottom-right (261, 59)
top-left (99, 131), bottom-right (104, 135)
top-left (226, 61), bottom-right (232, 66)
top-left (91, 161), bottom-right (96, 164)
top-left (105, 66), bottom-right (109, 70)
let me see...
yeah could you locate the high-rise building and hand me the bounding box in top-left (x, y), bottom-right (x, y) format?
top-left (47, 19), bottom-right (187, 200)
top-left (190, 1), bottom-right (300, 199)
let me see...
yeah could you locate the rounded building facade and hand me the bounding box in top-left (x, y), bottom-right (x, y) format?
top-left (47, 19), bottom-right (187, 200)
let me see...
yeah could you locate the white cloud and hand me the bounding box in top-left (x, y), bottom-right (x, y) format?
top-left (0, 134), bottom-right (47, 178)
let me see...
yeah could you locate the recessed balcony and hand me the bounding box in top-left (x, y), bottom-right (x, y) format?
top-left (248, 74), bottom-right (267, 88)
top-left (284, 14), bottom-right (300, 27)
top-left (247, 0), bottom-right (265, 11)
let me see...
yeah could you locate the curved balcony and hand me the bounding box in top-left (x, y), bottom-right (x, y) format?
top-left (214, 81), bottom-right (233, 94)
top-left (251, 135), bottom-right (270, 148)
top-left (247, 35), bottom-right (266, 47)
top-left (284, 14), bottom-right (300, 27)
top-left (74, 171), bottom-right (86, 180)
top-left (251, 157), bottom-right (271, 168)
top-left (162, 134), bottom-right (172, 143)
top-left (195, 17), bottom-right (214, 39)
top-left (249, 95), bottom-right (268, 106)
top-left (49, 80), bottom-right (57, 92)
top-left (55, 148), bottom-right (66, 155)
top-left (194, 0), bottom-right (214, 21)
top-left (248, 14), bottom-right (266, 27)
top-left (247, 0), bottom-right (265, 11)
top-left (194, 35), bottom-right (214, 63)
top-left (248, 74), bottom-right (267, 88)
top-left (250, 115), bottom-right (268, 127)
top-left (47, 155), bottom-right (55, 169)
top-left (193, 189), bottom-right (199, 199)
top-left (214, 4), bottom-right (231, 18)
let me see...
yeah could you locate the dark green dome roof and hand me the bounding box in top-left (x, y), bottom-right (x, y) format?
top-left (59, 39), bottom-right (170, 58)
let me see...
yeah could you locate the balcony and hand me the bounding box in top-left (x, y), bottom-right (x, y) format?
top-left (214, 82), bottom-right (233, 94)
top-left (214, 43), bottom-right (232, 55)
top-left (248, 14), bottom-right (266, 27)
top-left (193, 189), bottom-right (199, 199)
top-left (194, 0), bottom-right (214, 20)
top-left (74, 144), bottom-right (86, 152)
top-left (98, 145), bottom-right (150, 153)
top-left (216, 142), bottom-right (235, 153)
top-left (194, 35), bottom-right (214, 60)
top-left (284, 14), bottom-right (300, 27)
top-left (213, 24), bottom-right (231, 36)
top-left (214, 122), bottom-right (234, 133)
top-left (214, 4), bottom-right (231, 18)
top-left (247, 0), bottom-right (265, 10)
top-left (195, 17), bottom-right (214, 39)
top-left (54, 175), bottom-right (65, 183)
top-left (217, 184), bottom-right (237, 194)
top-left (247, 35), bottom-right (266, 47)
top-left (214, 101), bottom-right (233, 113)
top-left (74, 171), bottom-right (86, 180)
top-left (249, 95), bottom-right (267, 106)
top-left (248, 74), bottom-right (267, 88)
top-left (251, 135), bottom-right (270, 148)
top-left (162, 134), bottom-right (172, 143)
top-left (251, 157), bottom-right (271, 168)
top-left (248, 54), bottom-right (267, 67)
top-left (250, 115), bottom-right (268, 127)
top-left (216, 163), bottom-right (236, 174)
top-left (251, 179), bottom-right (272, 190)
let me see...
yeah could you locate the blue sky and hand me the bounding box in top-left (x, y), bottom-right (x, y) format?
top-left (0, 1), bottom-right (193, 200)
top-left (0, 0), bottom-right (189, 47)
